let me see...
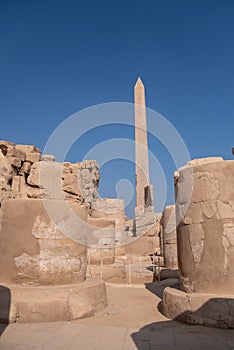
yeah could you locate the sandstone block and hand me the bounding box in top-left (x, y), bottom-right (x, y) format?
top-left (27, 187), bottom-right (41, 198)
top-left (15, 144), bottom-right (41, 154)
top-left (186, 157), bottom-right (224, 167)
top-left (7, 147), bottom-right (25, 161)
top-left (8, 157), bottom-right (21, 169)
top-left (68, 294), bottom-right (94, 319)
top-left (0, 199), bottom-right (87, 284)
top-left (0, 152), bottom-right (13, 180)
top-left (27, 162), bottom-right (40, 187)
top-left (12, 176), bottom-right (28, 199)
top-left (0, 279), bottom-right (107, 323)
top-left (0, 178), bottom-right (12, 204)
top-left (87, 246), bottom-right (115, 265)
top-left (25, 152), bottom-right (41, 163)
top-left (162, 287), bottom-right (234, 328)
top-left (62, 163), bottom-right (81, 196)
top-left (41, 154), bottom-right (55, 162)
top-left (0, 140), bottom-right (14, 146)
top-left (19, 161), bottom-right (31, 175)
top-left (27, 161), bottom-right (64, 200)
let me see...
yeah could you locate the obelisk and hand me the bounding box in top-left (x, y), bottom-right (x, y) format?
top-left (134, 77), bottom-right (150, 211)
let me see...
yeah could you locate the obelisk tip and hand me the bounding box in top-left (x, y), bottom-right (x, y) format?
top-left (135, 77), bottom-right (144, 88)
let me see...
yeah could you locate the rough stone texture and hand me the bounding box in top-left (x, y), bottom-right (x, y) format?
top-left (87, 263), bottom-right (126, 282)
top-left (118, 213), bottom-right (161, 258)
top-left (163, 205), bottom-right (178, 268)
top-left (91, 198), bottom-right (125, 225)
top-left (0, 279), bottom-right (107, 323)
top-left (0, 151), bottom-right (13, 205)
top-left (0, 142), bottom-right (110, 323)
top-left (8, 156), bottom-right (21, 169)
top-left (175, 158), bottom-right (234, 295)
top-left (25, 152), bottom-right (41, 163)
top-left (0, 142), bottom-right (99, 209)
top-left (62, 162), bottom-right (82, 198)
top-left (87, 247), bottom-right (115, 265)
top-left (134, 211), bottom-right (159, 237)
top-left (41, 154), bottom-right (55, 162)
top-left (15, 144), bottom-right (41, 154)
top-left (124, 235), bottom-right (160, 256)
top-left (19, 161), bottom-right (31, 175)
top-left (0, 199), bottom-right (87, 285)
top-left (162, 287), bottom-right (234, 329)
top-left (12, 176), bottom-right (28, 199)
top-left (79, 160), bottom-right (99, 205)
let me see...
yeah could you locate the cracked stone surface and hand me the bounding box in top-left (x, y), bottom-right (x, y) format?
top-left (175, 158), bottom-right (234, 294)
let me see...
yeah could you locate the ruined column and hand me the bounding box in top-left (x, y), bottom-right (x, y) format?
top-left (134, 77), bottom-right (150, 211)
top-left (0, 141), bottom-right (108, 323)
top-left (162, 157), bottom-right (234, 328)
top-left (163, 205), bottom-right (178, 269)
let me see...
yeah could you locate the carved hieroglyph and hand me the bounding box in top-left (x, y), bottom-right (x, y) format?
top-left (175, 157), bottom-right (234, 294)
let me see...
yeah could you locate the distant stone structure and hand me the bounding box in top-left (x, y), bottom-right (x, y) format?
top-left (0, 80), bottom-right (165, 315)
top-left (162, 157), bottom-right (234, 329)
top-left (162, 205), bottom-right (178, 269)
top-left (85, 79), bottom-right (161, 282)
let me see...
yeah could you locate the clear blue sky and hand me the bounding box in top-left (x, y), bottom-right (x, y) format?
top-left (1, 0), bottom-right (234, 217)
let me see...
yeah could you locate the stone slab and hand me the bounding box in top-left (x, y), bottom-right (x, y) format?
top-left (0, 279), bottom-right (107, 323)
top-left (162, 287), bottom-right (234, 328)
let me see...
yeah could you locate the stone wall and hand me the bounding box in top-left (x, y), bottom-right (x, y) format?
top-left (0, 140), bottom-right (99, 209)
top-left (0, 199), bottom-right (87, 285)
top-left (0, 141), bottom-right (103, 280)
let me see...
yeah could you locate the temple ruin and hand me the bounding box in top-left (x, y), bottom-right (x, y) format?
top-left (0, 80), bottom-right (233, 329)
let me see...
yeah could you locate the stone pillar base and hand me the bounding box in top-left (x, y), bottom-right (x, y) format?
top-left (162, 287), bottom-right (234, 329)
top-left (0, 278), bottom-right (107, 323)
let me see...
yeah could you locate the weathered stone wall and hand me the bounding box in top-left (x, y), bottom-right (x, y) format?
top-left (175, 157), bottom-right (234, 294)
top-left (0, 140), bottom-right (99, 207)
top-left (123, 213), bottom-right (161, 256)
top-left (163, 205), bottom-right (178, 268)
top-left (0, 141), bottom-right (100, 284)
top-left (91, 198), bottom-right (125, 225)
top-left (0, 199), bottom-right (87, 285)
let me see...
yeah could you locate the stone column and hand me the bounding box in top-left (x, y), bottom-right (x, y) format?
top-left (162, 157), bottom-right (234, 328)
top-left (163, 205), bottom-right (178, 268)
top-left (134, 77), bottom-right (150, 211)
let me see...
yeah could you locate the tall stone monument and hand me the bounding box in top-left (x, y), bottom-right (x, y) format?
top-left (134, 77), bottom-right (150, 212)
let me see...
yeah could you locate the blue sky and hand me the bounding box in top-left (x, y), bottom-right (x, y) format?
top-left (1, 0), bottom-right (234, 217)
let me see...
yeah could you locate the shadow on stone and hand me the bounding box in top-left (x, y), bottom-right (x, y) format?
top-left (162, 289), bottom-right (234, 329)
top-left (131, 297), bottom-right (234, 349)
top-left (0, 285), bottom-right (11, 336)
top-left (145, 278), bottom-right (179, 299)
top-left (165, 295), bottom-right (234, 329)
top-left (131, 319), bottom-right (195, 349)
